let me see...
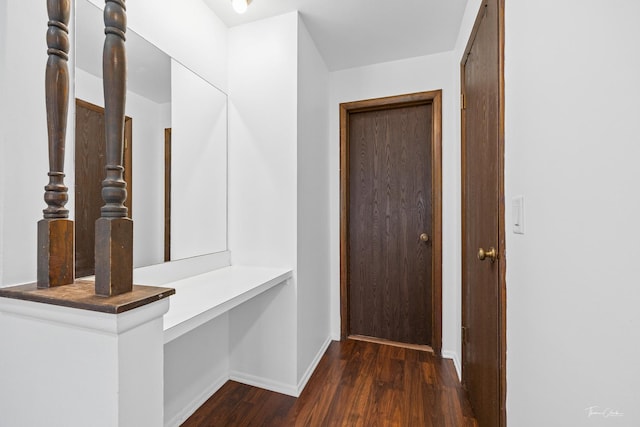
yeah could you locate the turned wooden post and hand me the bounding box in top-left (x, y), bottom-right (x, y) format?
top-left (95, 0), bottom-right (132, 296)
top-left (38, 0), bottom-right (74, 288)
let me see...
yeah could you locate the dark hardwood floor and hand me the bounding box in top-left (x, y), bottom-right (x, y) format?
top-left (182, 340), bottom-right (478, 426)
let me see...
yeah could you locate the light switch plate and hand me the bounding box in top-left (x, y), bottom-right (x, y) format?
top-left (512, 196), bottom-right (524, 234)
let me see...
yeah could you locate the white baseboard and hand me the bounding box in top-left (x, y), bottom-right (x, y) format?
top-left (216, 337), bottom-right (333, 400)
top-left (229, 370), bottom-right (298, 397)
top-left (442, 350), bottom-right (462, 381)
top-left (297, 336), bottom-right (332, 395)
top-left (164, 374), bottom-right (229, 427)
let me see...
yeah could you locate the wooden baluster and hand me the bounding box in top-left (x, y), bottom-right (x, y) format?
top-left (38, 0), bottom-right (74, 288)
top-left (95, 0), bottom-right (132, 296)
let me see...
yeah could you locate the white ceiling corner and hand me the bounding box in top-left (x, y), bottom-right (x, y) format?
top-left (201, 0), bottom-right (469, 71)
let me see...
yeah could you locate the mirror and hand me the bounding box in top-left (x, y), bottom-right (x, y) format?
top-left (75, 0), bottom-right (228, 270)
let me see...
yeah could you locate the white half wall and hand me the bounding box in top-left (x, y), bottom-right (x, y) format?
top-left (504, 1), bottom-right (640, 425)
top-left (328, 52), bottom-right (460, 359)
top-left (0, 298), bottom-right (168, 427)
top-left (296, 15), bottom-right (331, 385)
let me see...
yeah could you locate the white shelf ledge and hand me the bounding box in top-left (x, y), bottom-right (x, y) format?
top-left (163, 265), bottom-right (292, 343)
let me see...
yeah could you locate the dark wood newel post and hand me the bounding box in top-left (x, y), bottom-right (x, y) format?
top-left (38, 0), bottom-right (74, 288)
top-left (95, 0), bottom-right (133, 296)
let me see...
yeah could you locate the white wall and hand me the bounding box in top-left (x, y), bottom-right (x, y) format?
top-left (328, 52), bottom-right (462, 365)
top-left (296, 16), bottom-right (332, 384)
top-left (227, 12), bottom-right (299, 393)
top-left (75, 68), bottom-right (169, 268)
top-left (505, 1), bottom-right (640, 425)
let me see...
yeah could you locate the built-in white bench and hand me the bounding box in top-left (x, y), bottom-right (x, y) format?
top-left (161, 265), bottom-right (292, 343)
top-left (132, 252), bottom-right (292, 343)
top-left (132, 252), bottom-right (293, 426)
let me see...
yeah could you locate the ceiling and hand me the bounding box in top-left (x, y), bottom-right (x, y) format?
top-left (202, 0), bottom-right (469, 71)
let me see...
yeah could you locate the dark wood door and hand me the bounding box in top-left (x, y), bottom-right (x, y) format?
top-left (347, 103), bottom-right (433, 345)
top-left (461, 1), bottom-right (505, 426)
top-left (75, 99), bottom-right (132, 277)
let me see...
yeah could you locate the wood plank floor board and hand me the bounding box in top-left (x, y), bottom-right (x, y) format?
top-left (182, 340), bottom-right (478, 427)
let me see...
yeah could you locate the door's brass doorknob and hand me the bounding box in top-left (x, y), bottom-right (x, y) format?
top-left (477, 247), bottom-right (498, 262)
top-left (420, 233), bottom-right (429, 242)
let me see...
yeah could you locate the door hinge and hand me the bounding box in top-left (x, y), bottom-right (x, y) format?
top-left (460, 93), bottom-right (466, 110)
top-left (462, 326), bottom-right (468, 343)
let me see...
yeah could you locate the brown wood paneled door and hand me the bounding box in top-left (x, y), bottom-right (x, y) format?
top-left (461, 1), bottom-right (506, 426)
top-left (341, 92), bottom-right (442, 351)
top-left (75, 99), bottom-right (132, 278)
